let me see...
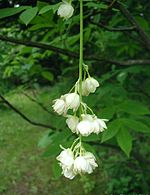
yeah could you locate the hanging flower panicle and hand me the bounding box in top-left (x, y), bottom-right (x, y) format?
top-left (51, 0), bottom-right (108, 179)
top-left (52, 70), bottom-right (108, 179)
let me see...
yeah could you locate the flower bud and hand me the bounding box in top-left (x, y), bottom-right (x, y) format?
top-left (52, 98), bottom-right (66, 115)
top-left (65, 93), bottom-right (80, 111)
top-left (66, 115), bottom-right (79, 133)
top-left (76, 120), bottom-right (93, 136)
top-left (57, 1), bottom-right (74, 20)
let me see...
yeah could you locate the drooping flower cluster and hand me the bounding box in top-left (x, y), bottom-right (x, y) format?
top-left (57, 147), bottom-right (98, 179)
top-left (52, 74), bottom-right (108, 179)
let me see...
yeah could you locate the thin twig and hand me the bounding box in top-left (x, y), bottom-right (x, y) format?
top-left (22, 91), bottom-right (53, 115)
top-left (0, 94), bottom-right (57, 130)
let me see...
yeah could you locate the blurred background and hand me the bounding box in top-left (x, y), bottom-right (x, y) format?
top-left (0, 0), bottom-right (150, 194)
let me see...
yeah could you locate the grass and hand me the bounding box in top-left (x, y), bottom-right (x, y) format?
top-left (0, 88), bottom-right (106, 195)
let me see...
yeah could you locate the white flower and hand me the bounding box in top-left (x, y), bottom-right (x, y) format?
top-left (66, 115), bottom-right (79, 133)
top-left (82, 81), bottom-right (90, 96)
top-left (62, 166), bottom-right (76, 179)
top-left (74, 152), bottom-right (98, 174)
top-left (57, 1), bottom-right (74, 20)
top-left (76, 120), bottom-right (94, 136)
top-left (65, 93), bottom-right (80, 111)
top-left (83, 152), bottom-right (98, 172)
top-left (82, 77), bottom-right (99, 96)
top-left (57, 148), bottom-right (76, 179)
top-left (93, 117), bottom-right (107, 134)
top-left (52, 98), bottom-right (66, 115)
top-left (81, 114), bottom-right (93, 121)
top-left (57, 148), bottom-right (74, 168)
top-left (77, 114), bottom-right (107, 135)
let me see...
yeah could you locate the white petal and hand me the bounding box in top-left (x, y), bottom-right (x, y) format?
top-left (76, 120), bottom-right (93, 136)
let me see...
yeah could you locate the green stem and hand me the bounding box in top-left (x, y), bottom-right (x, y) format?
top-left (79, 0), bottom-right (83, 114)
top-left (79, 0), bottom-right (84, 151)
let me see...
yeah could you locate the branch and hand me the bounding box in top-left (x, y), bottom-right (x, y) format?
top-left (90, 21), bottom-right (136, 32)
top-left (22, 91), bottom-right (53, 115)
top-left (0, 35), bottom-right (78, 59)
top-left (0, 35), bottom-right (150, 66)
top-left (0, 94), bottom-right (57, 130)
top-left (116, 1), bottom-right (150, 50)
top-left (107, 59), bottom-right (150, 66)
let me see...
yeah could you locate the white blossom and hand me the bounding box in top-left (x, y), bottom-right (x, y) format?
top-left (76, 120), bottom-right (94, 136)
top-left (66, 115), bottom-right (79, 133)
top-left (81, 114), bottom-right (93, 121)
top-left (57, 148), bottom-right (74, 168)
top-left (52, 98), bottom-right (66, 115)
top-left (57, 1), bottom-right (74, 20)
top-left (57, 148), bottom-right (76, 179)
top-left (74, 152), bottom-right (98, 174)
top-left (93, 117), bottom-right (107, 134)
top-left (81, 81), bottom-right (90, 96)
top-left (82, 77), bottom-right (99, 96)
top-left (65, 93), bottom-right (80, 111)
top-left (76, 114), bottom-right (107, 135)
top-left (62, 166), bottom-right (76, 179)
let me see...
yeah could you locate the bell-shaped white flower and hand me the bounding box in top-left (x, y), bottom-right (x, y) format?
top-left (57, 1), bottom-right (74, 20)
top-left (57, 148), bottom-right (74, 168)
top-left (74, 152), bottom-right (98, 174)
top-left (57, 148), bottom-right (76, 179)
top-left (93, 117), bottom-right (107, 134)
top-left (76, 120), bottom-right (94, 136)
top-left (52, 98), bottom-right (66, 115)
top-left (81, 81), bottom-right (90, 96)
top-left (65, 93), bottom-right (80, 111)
top-left (66, 115), bottom-right (79, 133)
top-left (62, 166), bottom-right (76, 179)
top-left (84, 152), bottom-right (98, 170)
top-left (81, 114), bottom-right (93, 121)
top-left (82, 77), bottom-right (99, 96)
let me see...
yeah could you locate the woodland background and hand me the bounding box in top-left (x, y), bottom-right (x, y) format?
top-left (0, 0), bottom-right (150, 194)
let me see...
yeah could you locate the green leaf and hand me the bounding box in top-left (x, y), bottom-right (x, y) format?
top-left (101, 119), bottom-right (122, 142)
top-left (39, 3), bottom-right (61, 14)
top-left (19, 7), bottom-right (38, 25)
top-left (116, 127), bottom-right (132, 157)
top-left (100, 106), bottom-right (116, 119)
top-left (41, 71), bottom-right (54, 81)
top-left (119, 100), bottom-right (150, 115)
top-left (38, 130), bottom-right (53, 148)
top-left (82, 134), bottom-right (100, 142)
top-left (85, 2), bottom-right (108, 9)
top-left (0, 6), bottom-right (29, 19)
top-left (124, 119), bottom-right (150, 133)
top-left (52, 160), bottom-right (62, 179)
top-left (42, 144), bottom-right (60, 157)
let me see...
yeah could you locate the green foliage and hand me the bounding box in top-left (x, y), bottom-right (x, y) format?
top-left (0, 6), bottom-right (29, 19)
top-left (19, 7), bottom-right (38, 25)
top-left (116, 127), bottom-right (132, 157)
